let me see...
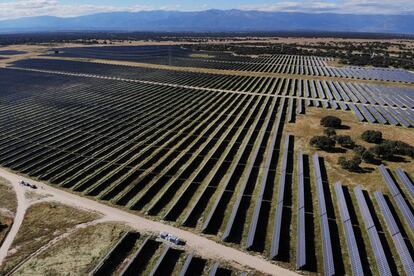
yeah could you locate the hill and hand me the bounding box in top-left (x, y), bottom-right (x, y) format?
top-left (0, 10), bottom-right (413, 34)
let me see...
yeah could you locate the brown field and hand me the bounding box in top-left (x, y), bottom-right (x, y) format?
top-left (0, 202), bottom-right (99, 274)
top-left (286, 107), bottom-right (414, 192)
top-left (15, 223), bottom-right (128, 275)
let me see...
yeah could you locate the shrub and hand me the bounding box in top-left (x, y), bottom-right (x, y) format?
top-left (324, 127), bottom-right (337, 137)
top-left (338, 156), bottom-right (362, 172)
top-left (371, 140), bottom-right (414, 160)
top-left (361, 150), bottom-right (376, 163)
top-left (353, 145), bottom-right (367, 156)
top-left (335, 135), bottom-right (355, 148)
top-left (361, 130), bottom-right (383, 144)
top-left (320, 116), bottom-right (342, 128)
top-left (310, 136), bottom-right (335, 151)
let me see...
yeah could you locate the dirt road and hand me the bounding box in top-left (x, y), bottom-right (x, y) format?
top-left (0, 174), bottom-right (27, 265)
top-left (0, 167), bottom-right (297, 276)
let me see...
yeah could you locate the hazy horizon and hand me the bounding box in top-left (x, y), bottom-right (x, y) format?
top-left (0, 0), bottom-right (413, 20)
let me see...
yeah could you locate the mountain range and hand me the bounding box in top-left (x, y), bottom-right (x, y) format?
top-left (0, 9), bottom-right (413, 34)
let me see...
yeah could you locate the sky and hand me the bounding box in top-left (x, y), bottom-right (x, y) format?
top-left (0, 0), bottom-right (413, 20)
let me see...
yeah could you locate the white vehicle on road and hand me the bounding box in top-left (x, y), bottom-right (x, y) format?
top-left (159, 232), bottom-right (185, 245)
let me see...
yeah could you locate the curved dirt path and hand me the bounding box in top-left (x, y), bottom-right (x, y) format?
top-left (7, 218), bottom-right (109, 275)
top-left (0, 167), bottom-right (298, 276)
top-left (0, 175), bottom-right (27, 265)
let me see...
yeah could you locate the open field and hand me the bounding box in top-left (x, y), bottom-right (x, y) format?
top-left (0, 178), bottom-right (16, 251)
top-left (0, 202), bottom-right (99, 274)
top-left (0, 43), bottom-right (413, 275)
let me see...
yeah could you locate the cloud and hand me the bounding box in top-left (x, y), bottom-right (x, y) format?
top-left (240, 0), bottom-right (414, 14)
top-left (0, 0), bottom-right (153, 20)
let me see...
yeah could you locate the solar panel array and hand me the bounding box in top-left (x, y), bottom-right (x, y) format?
top-left (378, 165), bottom-right (414, 234)
top-left (270, 134), bottom-right (292, 259)
top-left (48, 47), bottom-right (414, 83)
top-left (354, 185), bottom-right (392, 276)
top-left (334, 182), bottom-right (364, 276)
top-left (374, 191), bottom-right (414, 276)
top-left (296, 151), bottom-right (306, 269)
top-left (13, 59), bottom-right (414, 128)
top-left (313, 154), bottom-right (335, 276)
top-left (395, 167), bottom-right (414, 199)
top-left (246, 101), bottom-right (286, 250)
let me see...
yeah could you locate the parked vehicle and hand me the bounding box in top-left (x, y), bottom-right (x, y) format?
top-left (19, 180), bottom-right (37, 189)
top-left (159, 232), bottom-right (185, 245)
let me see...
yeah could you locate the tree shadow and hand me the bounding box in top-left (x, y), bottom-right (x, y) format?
top-left (325, 147), bottom-right (347, 154)
top-left (337, 125), bottom-right (351, 130)
top-left (0, 223), bottom-right (7, 231)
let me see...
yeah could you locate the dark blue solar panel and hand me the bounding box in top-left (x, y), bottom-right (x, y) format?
top-left (375, 191), bottom-right (414, 275)
top-left (354, 186), bottom-right (391, 276)
top-left (396, 168), bottom-right (414, 199)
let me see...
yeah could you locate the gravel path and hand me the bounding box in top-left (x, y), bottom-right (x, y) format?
top-left (0, 174), bottom-right (27, 265)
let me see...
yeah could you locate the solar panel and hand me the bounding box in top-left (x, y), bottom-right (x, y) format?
top-left (335, 182), bottom-right (351, 222)
top-left (358, 105), bottom-right (377, 123)
top-left (395, 168), bottom-right (414, 199)
top-left (296, 151), bottom-right (306, 269)
top-left (387, 107), bottom-right (411, 127)
top-left (296, 207), bottom-right (306, 269)
top-left (209, 262), bottom-right (219, 276)
top-left (349, 104), bottom-right (366, 122)
top-left (394, 195), bottom-right (414, 234)
top-left (375, 105), bottom-right (399, 125)
top-left (330, 101), bottom-right (339, 110)
top-left (374, 191), bottom-right (414, 275)
top-left (297, 98), bottom-right (304, 114)
top-left (374, 191), bottom-right (400, 236)
top-left (378, 165), bottom-right (400, 197)
top-left (270, 135), bottom-right (292, 258)
top-left (339, 102), bottom-right (349, 110)
top-left (335, 182), bottom-right (364, 276)
top-left (379, 166), bottom-right (414, 232)
top-left (320, 215), bottom-right (335, 276)
top-left (313, 154), bottom-right (335, 275)
top-left (367, 105), bottom-right (387, 124)
top-left (246, 103), bottom-right (285, 249)
top-left (354, 186), bottom-right (392, 276)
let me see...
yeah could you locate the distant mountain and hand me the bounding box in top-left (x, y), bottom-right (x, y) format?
top-left (0, 9), bottom-right (413, 34)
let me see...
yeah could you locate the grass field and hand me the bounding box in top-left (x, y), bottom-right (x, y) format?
top-left (0, 202), bottom-right (99, 274)
top-left (15, 223), bottom-right (128, 275)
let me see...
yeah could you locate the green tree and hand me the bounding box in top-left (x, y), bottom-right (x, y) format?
top-left (324, 127), bottom-right (337, 137)
top-left (335, 135), bottom-right (355, 148)
top-left (320, 116), bottom-right (342, 128)
top-left (310, 136), bottom-right (336, 151)
top-left (338, 156), bottom-right (362, 172)
top-left (361, 130), bottom-right (383, 144)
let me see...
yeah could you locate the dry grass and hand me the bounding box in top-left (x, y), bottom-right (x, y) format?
top-left (0, 177), bottom-right (17, 213)
top-left (15, 223), bottom-right (128, 276)
top-left (285, 107), bottom-right (414, 192)
top-left (0, 215), bottom-right (13, 248)
top-left (190, 53), bottom-right (216, 59)
top-left (0, 202), bottom-right (99, 274)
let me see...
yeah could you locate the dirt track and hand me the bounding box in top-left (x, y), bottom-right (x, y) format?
top-left (0, 167), bottom-right (298, 276)
top-left (0, 174), bottom-right (27, 265)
